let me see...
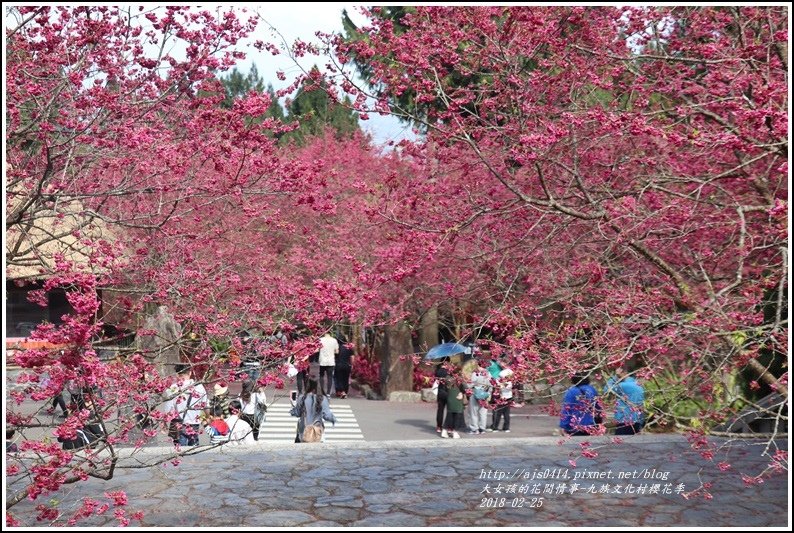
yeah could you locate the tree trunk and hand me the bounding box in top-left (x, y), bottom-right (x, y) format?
top-left (380, 320), bottom-right (414, 396)
top-left (137, 305), bottom-right (182, 377)
top-left (419, 305), bottom-right (439, 350)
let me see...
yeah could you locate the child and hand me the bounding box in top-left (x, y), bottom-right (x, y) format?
top-left (205, 406), bottom-right (230, 439)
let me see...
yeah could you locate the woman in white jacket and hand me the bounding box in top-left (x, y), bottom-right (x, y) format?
top-left (239, 380), bottom-right (267, 441)
top-left (224, 400), bottom-right (256, 446)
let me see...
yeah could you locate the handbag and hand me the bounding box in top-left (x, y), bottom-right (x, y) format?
top-left (255, 396), bottom-right (267, 426)
top-left (298, 394), bottom-right (325, 443)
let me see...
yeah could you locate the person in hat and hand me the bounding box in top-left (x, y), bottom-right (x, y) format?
top-left (210, 382), bottom-right (231, 418)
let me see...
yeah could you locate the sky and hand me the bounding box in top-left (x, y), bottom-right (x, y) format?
top-left (237, 3), bottom-right (417, 146)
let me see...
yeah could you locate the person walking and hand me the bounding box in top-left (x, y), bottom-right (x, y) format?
top-left (42, 374), bottom-right (69, 418)
top-left (290, 379), bottom-right (336, 443)
top-left (605, 367), bottom-right (646, 435)
top-left (318, 331), bottom-right (339, 397)
top-left (51, 391), bottom-right (69, 419)
top-left (334, 335), bottom-right (354, 399)
top-left (560, 372), bottom-right (603, 436)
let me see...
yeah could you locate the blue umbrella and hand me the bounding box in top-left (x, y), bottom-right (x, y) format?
top-left (425, 342), bottom-right (469, 360)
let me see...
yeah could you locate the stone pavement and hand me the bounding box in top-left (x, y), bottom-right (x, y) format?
top-left (7, 435), bottom-right (788, 527)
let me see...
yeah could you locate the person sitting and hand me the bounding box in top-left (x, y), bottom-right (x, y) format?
top-left (605, 367), bottom-right (645, 435)
top-left (224, 400), bottom-right (255, 446)
top-left (57, 392), bottom-right (105, 450)
top-left (205, 405), bottom-right (231, 444)
top-left (560, 372), bottom-right (604, 436)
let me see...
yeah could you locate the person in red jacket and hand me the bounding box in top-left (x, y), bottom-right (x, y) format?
top-left (205, 406), bottom-right (230, 438)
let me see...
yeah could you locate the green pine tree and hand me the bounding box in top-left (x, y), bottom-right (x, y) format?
top-left (282, 66), bottom-right (359, 145)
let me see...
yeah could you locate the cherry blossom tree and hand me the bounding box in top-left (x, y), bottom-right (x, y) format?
top-left (3, 6), bottom-right (300, 523)
top-left (4, 5), bottom-right (788, 525)
top-left (328, 4), bottom-right (788, 467)
top-left (5, 6), bottom-right (419, 520)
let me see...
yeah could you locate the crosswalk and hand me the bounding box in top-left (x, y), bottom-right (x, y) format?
top-left (258, 401), bottom-right (364, 442)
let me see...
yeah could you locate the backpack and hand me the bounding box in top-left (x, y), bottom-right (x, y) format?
top-left (298, 394), bottom-right (325, 443)
top-left (302, 422), bottom-right (324, 443)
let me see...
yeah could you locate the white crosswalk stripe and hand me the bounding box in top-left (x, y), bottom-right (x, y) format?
top-left (257, 402), bottom-right (364, 442)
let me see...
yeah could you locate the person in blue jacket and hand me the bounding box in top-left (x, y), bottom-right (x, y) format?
top-left (605, 367), bottom-right (645, 435)
top-left (560, 372), bottom-right (603, 436)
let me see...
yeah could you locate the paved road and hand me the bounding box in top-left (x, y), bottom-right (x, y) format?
top-left (7, 372), bottom-right (789, 527)
top-left (6, 435), bottom-right (788, 527)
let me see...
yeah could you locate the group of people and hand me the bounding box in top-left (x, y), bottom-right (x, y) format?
top-left (294, 332), bottom-right (355, 400)
top-left (48, 331), bottom-right (645, 449)
top-left (560, 367), bottom-right (646, 436)
top-left (434, 356), bottom-right (517, 439)
top-left (433, 355), bottom-right (647, 438)
top-left (161, 364), bottom-right (270, 447)
top-left (161, 329), bottom-right (350, 447)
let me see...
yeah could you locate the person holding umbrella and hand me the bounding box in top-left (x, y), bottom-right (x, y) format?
top-left (426, 343), bottom-right (468, 433)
